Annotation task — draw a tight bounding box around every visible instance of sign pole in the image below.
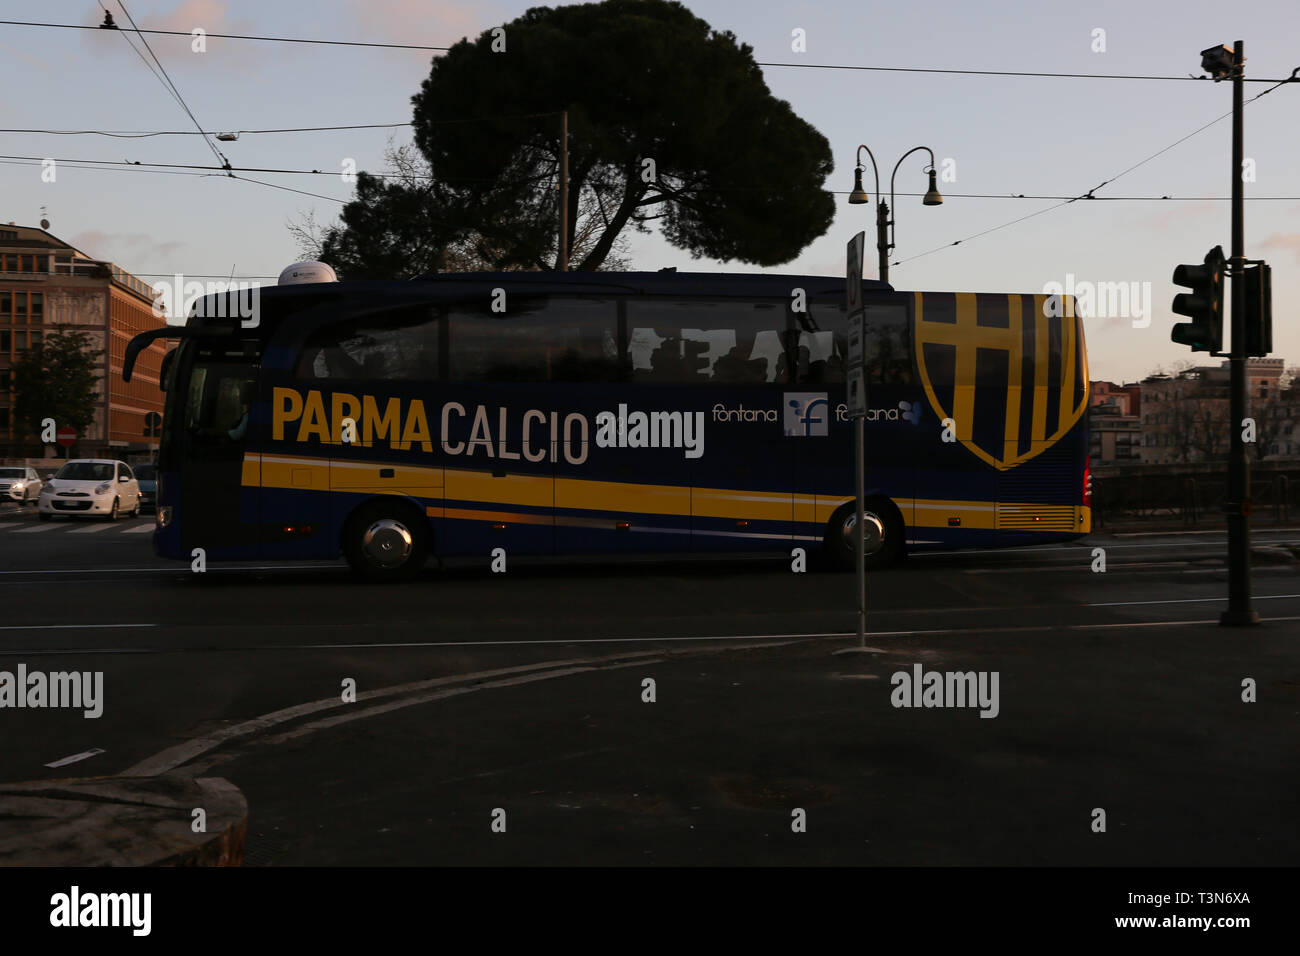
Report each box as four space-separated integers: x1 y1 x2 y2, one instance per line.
844 232 867 651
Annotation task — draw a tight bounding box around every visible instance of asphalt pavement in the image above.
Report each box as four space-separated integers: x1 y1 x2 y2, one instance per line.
1 500 1296 865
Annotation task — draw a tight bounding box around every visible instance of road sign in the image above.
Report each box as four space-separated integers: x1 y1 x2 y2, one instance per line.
845 315 866 417
56 427 76 448
846 232 865 312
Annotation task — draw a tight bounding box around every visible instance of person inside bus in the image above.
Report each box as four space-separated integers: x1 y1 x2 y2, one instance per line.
226 381 254 441
650 335 685 380
711 345 767 383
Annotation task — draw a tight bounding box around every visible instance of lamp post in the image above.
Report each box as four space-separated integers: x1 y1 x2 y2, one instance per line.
848 145 943 284
845 145 942 650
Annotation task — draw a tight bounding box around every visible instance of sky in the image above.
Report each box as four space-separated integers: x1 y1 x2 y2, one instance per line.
1 0 1298 384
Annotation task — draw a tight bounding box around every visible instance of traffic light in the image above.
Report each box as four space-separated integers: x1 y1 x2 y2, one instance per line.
1171 245 1226 352
1243 261 1272 357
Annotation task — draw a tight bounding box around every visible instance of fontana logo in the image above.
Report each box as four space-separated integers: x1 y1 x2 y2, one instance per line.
784 392 829 436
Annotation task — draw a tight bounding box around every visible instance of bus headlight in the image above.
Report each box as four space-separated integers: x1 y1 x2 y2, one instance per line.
158 506 173 527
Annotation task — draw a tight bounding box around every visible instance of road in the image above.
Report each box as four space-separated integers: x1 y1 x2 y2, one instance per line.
1 501 1297 865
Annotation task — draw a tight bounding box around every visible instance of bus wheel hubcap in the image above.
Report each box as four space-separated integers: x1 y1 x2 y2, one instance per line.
842 511 885 555
362 519 413 567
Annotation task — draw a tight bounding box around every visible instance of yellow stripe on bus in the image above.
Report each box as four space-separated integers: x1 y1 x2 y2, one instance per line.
246 453 1083 534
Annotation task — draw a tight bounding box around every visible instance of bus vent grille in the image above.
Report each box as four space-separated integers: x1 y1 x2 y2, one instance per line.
998 447 1079 530
995 507 1077 531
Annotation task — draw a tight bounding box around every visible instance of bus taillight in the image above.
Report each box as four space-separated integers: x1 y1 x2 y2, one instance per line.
1082 457 1092 508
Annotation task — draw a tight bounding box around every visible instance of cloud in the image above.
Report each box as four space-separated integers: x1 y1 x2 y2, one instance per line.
1257 232 1300 263
82 0 262 70
67 230 186 268
347 0 499 47
1139 200 1217 232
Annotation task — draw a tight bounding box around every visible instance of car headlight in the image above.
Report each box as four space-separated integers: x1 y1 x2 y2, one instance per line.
40 485 53 495
95 483 112 495
11 482 24 491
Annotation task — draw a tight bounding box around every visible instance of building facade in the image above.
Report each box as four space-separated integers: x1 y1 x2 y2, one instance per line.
1088 381 1143 464
1138 360 1291 465
0 223 166 463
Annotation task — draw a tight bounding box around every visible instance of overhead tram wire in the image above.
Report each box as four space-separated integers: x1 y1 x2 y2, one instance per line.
0 112 568 140
3 19 1299 83
892 65 1300 270
0 123 415 139
104 0 231 170
2 152 1298 202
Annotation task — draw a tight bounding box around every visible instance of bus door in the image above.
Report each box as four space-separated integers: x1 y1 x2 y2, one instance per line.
177 355 261 557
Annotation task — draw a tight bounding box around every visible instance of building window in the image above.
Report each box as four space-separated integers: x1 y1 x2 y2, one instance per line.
0 408 8 429
14 294 25 318
30 292 42 318
0 330 9 352
0 292 9 316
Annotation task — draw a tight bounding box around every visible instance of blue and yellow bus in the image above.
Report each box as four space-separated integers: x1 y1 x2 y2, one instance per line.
123 270 1090 581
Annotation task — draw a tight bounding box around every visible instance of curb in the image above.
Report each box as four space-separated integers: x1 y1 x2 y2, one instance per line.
0 774 247 866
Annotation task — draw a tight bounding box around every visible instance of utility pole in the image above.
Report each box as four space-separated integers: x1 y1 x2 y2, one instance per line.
876 197 890 284
559 110 569 272
1222 40 1258 626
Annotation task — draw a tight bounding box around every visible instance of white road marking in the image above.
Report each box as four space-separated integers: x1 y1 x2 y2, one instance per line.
0 564 335 575
44 747 105 769
136 637 819 778
13 523 59 533
123 523 156 533
0 623 155 631
69 523 116 534
1114 527 1300 538
1090 593 1300 607
963 561 1194 573
122 650 667 777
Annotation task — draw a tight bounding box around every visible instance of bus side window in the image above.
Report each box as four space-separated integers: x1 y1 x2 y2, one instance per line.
864 302 913 385
802 297 848 384
803 296 912 386
296 306 441 380
627 298 788 384
447 297 617 383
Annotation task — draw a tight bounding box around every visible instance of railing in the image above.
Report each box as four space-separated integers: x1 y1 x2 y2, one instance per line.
1092 464 1300 528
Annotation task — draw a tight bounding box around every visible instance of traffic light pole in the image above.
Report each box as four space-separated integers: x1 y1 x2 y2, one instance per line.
1222 39 1259 626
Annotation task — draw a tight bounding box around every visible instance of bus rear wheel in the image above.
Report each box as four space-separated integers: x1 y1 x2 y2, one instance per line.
343 501 429 583
825 498 904 571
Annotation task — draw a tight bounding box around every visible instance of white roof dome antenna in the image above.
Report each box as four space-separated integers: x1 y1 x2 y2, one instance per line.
278 261 339 285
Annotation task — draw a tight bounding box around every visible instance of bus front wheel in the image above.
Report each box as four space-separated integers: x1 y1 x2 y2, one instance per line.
342 502 429 583
825 499 904 571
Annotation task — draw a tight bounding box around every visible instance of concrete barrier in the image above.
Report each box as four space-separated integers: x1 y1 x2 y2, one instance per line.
0 774 246 866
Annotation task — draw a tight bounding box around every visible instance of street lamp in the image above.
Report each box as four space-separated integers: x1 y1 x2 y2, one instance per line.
847 145 942 284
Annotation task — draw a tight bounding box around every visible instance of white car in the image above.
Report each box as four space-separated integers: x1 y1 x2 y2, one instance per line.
0 466 43 504
38 459 142 521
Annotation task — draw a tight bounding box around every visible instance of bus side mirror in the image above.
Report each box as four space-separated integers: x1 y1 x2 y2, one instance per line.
159 348 177 391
